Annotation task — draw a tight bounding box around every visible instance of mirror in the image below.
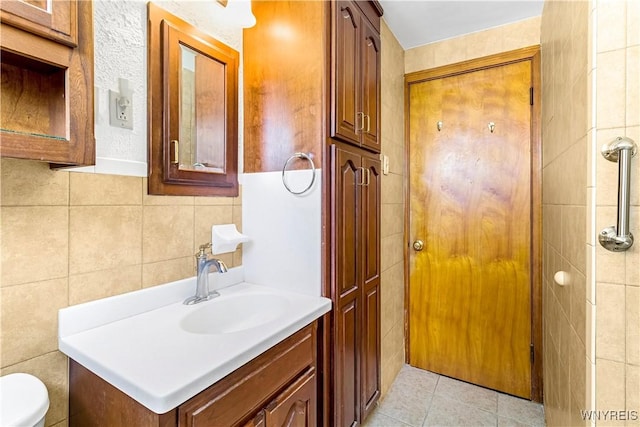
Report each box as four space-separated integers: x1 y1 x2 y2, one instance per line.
148 3 239 196
179 45 226 174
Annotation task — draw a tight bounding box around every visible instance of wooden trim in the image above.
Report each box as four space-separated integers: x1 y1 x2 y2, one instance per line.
403 72 412 363
403 45 543 402
405 45 541 85
0 23 71 67
530 49 543 403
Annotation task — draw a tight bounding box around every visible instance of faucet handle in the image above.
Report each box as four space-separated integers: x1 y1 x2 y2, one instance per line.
197 243 212 257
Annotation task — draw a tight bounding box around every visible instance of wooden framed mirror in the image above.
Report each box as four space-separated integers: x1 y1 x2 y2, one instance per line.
148 2 239 196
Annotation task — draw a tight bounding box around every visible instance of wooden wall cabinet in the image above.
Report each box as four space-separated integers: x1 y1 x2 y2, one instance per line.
148 3 239 196
70 323 318 427
331 1 381 153
0 0 94 165
331 143 381 425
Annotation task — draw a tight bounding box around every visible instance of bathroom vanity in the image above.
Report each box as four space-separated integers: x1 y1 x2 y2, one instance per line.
69 324 317 426
59 271 331 426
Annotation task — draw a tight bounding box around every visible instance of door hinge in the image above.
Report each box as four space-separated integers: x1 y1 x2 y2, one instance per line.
529 87 534 106
530 344 535 363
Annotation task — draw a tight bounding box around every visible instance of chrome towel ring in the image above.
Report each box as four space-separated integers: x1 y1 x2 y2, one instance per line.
282 152 316 195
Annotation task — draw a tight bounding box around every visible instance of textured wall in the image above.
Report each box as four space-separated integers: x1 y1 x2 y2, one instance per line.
404 16 541 74
92 0 243 175
0 159 242 426
380 19 406 397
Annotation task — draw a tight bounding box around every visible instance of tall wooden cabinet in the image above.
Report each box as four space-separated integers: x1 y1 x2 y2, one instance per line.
330 144 381 425
243 2 382 425
0 0 94 165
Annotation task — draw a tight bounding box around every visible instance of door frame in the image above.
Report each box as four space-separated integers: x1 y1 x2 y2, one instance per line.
403 46 542 402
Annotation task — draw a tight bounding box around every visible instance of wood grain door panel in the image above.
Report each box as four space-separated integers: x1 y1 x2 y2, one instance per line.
334 146 361 300
361 157 381 286
360 19 380 152
332 1 360 145
408 60 533 398
361 284 380 418
360 156 381 419
335 299 359 427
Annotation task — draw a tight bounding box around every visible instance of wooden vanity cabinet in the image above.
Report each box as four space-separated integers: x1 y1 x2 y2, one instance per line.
69 323 318 427
331 0 382 153
0 0 94 165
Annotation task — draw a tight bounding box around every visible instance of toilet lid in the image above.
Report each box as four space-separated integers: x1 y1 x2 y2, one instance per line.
0 373 49 426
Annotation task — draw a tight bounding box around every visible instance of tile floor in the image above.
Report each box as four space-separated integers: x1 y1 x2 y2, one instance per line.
364 365 545 427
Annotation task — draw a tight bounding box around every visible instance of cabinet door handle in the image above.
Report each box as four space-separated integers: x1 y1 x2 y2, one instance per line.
365 114 371 133
357 167 366 186
356 112 365 132
171 140 179 164
365 167 370 186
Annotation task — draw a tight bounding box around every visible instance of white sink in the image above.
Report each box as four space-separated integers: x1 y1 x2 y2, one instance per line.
180 293 289 334
58 275 332 414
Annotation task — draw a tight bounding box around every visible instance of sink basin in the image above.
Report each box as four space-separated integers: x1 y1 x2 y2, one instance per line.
180 293 290 334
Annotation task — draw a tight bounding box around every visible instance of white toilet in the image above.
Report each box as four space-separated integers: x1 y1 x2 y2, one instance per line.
0 373 49 427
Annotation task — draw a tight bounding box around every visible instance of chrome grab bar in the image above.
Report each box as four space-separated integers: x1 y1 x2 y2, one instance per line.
599 136 637 252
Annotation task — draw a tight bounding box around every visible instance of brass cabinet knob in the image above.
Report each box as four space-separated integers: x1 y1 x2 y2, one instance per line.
412 240 424 251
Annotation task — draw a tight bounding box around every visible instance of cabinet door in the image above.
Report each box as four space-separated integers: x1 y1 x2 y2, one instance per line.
332 1 361 146
264 369 316 427
0 0 77 46
360 157 381 419
332 145 361 427
360 20 381 153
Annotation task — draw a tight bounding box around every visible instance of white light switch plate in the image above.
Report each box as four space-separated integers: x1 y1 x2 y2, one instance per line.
381 154 390 175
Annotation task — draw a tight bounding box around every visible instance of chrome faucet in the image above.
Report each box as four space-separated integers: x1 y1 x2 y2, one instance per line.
184 243 228 305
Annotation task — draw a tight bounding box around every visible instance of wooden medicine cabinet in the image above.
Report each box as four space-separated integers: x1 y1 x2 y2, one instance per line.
148 3 239 196
0 0 95 165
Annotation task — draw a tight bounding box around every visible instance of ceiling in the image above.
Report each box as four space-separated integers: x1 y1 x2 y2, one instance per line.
378 0 544 50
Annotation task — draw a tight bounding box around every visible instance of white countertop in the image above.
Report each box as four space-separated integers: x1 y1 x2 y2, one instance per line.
58 270 331 414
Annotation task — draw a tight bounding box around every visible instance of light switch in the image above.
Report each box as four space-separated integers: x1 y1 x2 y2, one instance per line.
381 154 390 175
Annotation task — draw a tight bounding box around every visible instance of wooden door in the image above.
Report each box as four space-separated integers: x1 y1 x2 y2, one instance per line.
360 19 380 152
264 369 316 427
332 1 360 146
360 156 381 419
408 60 533 398
332 145 361 426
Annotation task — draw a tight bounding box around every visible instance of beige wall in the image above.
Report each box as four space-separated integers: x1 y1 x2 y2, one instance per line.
404 16 541 74
0 159 242 426
542 0 640 425
540 1 590 425
379 19 406 397
592 0 640 424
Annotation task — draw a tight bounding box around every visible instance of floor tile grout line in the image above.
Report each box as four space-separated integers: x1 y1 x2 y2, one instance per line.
377 365 545 427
